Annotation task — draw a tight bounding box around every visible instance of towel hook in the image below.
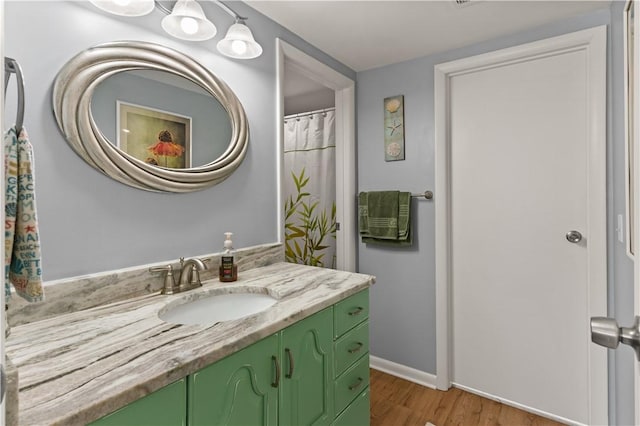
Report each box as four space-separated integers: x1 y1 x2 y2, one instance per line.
4 57 25 134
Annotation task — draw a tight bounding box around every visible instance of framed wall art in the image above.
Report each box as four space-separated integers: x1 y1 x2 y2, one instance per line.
384 95 405 161
117 101 192 169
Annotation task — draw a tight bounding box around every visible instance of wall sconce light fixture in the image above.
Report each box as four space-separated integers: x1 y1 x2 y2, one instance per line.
89 0 263 59
217 18 263 59
89 0 155 16
160 0 217 41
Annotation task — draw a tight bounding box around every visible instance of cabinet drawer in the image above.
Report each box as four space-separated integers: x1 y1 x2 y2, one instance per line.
334 321 369 377
334 290 369 338
332 388 370 426
335 353 370 415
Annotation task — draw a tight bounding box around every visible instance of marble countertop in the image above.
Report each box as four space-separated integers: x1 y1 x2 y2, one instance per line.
6 263 375 426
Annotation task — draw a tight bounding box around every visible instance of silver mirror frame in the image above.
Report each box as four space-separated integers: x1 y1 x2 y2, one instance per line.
53 41 249 193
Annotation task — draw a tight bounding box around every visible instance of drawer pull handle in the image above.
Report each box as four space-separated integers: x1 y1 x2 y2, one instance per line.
348 377 364 391
272 355 280 388
348 307 364 316
285 348 295 378
347 342 364 354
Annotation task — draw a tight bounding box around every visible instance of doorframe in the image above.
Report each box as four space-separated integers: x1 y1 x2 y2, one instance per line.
434 26 608 424
631 0 640 422
276 39 357 272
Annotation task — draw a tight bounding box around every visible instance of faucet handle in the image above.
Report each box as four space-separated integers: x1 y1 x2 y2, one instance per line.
149 265 178 295
188 265 202 285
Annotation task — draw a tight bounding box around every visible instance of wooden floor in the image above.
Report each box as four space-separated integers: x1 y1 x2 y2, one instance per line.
370 369 565 426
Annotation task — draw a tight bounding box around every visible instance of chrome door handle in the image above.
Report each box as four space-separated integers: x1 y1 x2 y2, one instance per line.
590 316 640 361
566 230 583 243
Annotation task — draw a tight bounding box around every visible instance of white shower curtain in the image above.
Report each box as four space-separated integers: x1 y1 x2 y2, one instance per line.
283 109 336 269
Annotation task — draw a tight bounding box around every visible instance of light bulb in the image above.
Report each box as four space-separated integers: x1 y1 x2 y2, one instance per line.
114 0 131 5
180 17 199 35
231 40 248 55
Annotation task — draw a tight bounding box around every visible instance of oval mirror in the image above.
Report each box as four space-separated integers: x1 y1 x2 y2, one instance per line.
53 41 249 192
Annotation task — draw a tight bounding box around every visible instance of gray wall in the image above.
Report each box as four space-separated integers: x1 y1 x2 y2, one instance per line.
4 1 354 280
356 5 635 424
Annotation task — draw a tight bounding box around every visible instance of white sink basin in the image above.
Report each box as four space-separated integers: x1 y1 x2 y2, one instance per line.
158 291 277 326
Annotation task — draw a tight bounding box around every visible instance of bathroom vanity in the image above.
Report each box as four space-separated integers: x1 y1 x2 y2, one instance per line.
6 261 374 425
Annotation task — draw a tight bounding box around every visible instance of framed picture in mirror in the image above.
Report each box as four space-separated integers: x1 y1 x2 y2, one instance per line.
117 101 192 169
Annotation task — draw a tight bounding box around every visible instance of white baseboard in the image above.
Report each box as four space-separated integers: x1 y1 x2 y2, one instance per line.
369 355 437 389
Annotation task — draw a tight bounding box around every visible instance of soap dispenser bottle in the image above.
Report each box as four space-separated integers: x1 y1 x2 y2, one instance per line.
219 232 238 282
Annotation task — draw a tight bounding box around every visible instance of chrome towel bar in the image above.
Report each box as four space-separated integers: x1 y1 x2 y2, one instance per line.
411 190 433 200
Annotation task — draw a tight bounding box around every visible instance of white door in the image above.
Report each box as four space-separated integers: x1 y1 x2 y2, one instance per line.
435 27 607 425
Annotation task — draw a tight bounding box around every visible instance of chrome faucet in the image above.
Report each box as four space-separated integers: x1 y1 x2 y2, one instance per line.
149 257 208 295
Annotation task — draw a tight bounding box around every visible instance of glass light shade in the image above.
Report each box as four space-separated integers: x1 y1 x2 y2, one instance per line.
217 21 263 59
161 0 217 41
89 0 155 16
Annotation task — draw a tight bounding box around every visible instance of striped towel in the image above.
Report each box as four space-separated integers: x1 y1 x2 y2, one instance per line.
359 191 412 246
4 127 43 302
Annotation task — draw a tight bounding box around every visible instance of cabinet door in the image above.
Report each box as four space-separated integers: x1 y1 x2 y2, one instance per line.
280 308 334 426
90 379 186 426
188 334 279 426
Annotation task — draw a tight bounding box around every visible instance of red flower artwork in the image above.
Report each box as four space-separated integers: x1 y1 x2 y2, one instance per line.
147 130 184 166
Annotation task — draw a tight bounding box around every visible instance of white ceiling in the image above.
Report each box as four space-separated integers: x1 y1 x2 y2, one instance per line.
245 0 613 72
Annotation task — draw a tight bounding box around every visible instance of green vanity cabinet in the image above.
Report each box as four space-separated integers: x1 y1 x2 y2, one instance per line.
89 378 187 426
279 307 334 426
188 307 334 426
188 334 280 426
91 289 370 426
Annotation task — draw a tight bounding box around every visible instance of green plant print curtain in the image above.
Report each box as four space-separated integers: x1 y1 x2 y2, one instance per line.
284 109 337 269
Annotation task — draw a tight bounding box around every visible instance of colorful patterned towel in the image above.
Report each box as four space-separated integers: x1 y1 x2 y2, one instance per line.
4 127 43 302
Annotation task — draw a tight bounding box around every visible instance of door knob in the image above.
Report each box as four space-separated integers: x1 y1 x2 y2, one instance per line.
566 230 583 243
590 316 640 360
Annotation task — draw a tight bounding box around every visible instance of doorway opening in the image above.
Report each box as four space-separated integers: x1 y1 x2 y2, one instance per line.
283 68 336 268
276 39 356 272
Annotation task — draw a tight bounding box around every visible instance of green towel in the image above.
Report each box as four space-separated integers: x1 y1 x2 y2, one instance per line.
397 191 410 240
365 191 399 239
358 192 369 234
359 191 412 246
